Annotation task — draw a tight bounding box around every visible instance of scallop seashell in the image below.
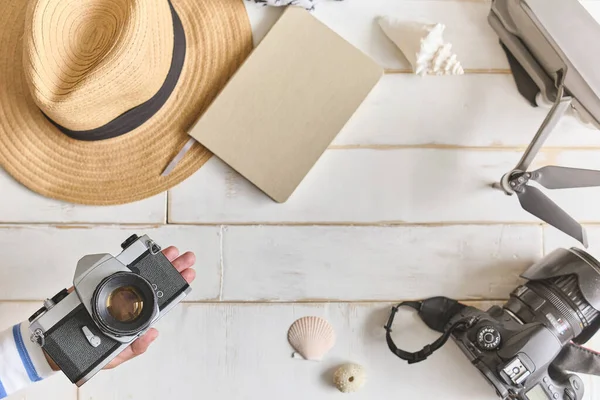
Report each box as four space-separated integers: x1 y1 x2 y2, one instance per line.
378 17 464 76
333 363 367 393
287 316 335 361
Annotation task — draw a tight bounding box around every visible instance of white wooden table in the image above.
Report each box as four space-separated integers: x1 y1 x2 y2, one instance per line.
3 1 600 399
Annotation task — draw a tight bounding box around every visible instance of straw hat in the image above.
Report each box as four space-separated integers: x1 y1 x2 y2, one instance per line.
0 0 252 205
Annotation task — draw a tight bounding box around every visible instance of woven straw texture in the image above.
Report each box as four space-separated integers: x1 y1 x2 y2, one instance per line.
0 0 252 205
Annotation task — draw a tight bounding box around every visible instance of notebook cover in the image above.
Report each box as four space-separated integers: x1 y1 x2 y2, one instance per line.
189 7 383 202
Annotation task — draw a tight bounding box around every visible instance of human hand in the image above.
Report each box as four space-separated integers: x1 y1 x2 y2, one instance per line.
45 246 196 371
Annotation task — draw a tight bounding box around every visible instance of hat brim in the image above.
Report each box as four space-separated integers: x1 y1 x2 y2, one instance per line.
0 0 252 205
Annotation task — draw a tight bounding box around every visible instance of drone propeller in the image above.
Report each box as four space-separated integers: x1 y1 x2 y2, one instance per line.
530 166 600 190
516 184 588 247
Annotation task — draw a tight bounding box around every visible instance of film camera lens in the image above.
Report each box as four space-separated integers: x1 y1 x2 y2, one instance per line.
106 286 144 323
505 249 600 342
92 272 158 337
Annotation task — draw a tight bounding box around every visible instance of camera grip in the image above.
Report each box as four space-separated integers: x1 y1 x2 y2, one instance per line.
547 364 585 400
560 373 583 400
128 251 189 309
42 304 121 384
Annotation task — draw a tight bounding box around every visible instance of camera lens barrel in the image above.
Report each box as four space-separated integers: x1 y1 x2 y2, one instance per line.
92 272 158 337
540 275 598 328
505 250 600 343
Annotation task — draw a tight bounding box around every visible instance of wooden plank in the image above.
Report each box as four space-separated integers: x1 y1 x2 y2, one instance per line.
0 225 221 301
244 4 600 148
0 303 76 400
313 0 508 71
336 74 600 147
79 302 600 400
0 169 167 224
543 225 600 259
169 149 600 224
221 225 540 301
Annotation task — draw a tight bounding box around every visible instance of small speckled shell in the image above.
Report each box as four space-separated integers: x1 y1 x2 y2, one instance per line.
333 363 366 393
287 316 336 361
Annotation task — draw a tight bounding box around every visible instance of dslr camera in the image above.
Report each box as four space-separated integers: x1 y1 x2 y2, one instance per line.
386 248 600 400
28 234 191 386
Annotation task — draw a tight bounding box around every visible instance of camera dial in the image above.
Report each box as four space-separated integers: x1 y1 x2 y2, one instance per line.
476 326 502 350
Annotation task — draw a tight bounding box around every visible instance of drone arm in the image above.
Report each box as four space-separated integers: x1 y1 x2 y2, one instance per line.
515 76 572 172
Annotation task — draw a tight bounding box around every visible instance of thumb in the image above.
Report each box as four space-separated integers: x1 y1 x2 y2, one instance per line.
131 328 159 356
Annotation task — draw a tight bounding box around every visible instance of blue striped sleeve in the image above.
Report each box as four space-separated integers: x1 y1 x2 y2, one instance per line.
0 377 7 399
12 325 43 383
0 322 55 398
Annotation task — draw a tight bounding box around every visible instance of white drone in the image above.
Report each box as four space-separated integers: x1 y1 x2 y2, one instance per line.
490 0 600 247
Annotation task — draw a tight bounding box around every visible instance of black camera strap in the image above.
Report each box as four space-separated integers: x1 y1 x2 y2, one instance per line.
384 299 475 364
553 343 600 376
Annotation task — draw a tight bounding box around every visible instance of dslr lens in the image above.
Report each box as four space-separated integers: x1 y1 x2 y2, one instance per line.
106 286 144 323
506 248 600 343
92 272 158 337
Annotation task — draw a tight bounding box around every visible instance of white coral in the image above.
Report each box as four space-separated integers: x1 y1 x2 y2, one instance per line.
333 363 366 393
378 17 464 76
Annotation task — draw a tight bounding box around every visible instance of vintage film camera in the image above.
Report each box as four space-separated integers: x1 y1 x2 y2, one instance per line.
386 248 600 400
28 234 191 386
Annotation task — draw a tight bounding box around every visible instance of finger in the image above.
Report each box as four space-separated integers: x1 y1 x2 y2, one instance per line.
162 246 180 262
130 328 159 357
172 251 196 272
181 268 196 284
104 329 159 370
105 347 134 369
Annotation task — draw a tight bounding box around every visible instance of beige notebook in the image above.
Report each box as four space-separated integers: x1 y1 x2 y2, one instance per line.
189 7 383 202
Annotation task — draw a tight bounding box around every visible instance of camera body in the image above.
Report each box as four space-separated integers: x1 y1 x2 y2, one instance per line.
28 234 191 386
449 248 600 400
451 305 584 400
